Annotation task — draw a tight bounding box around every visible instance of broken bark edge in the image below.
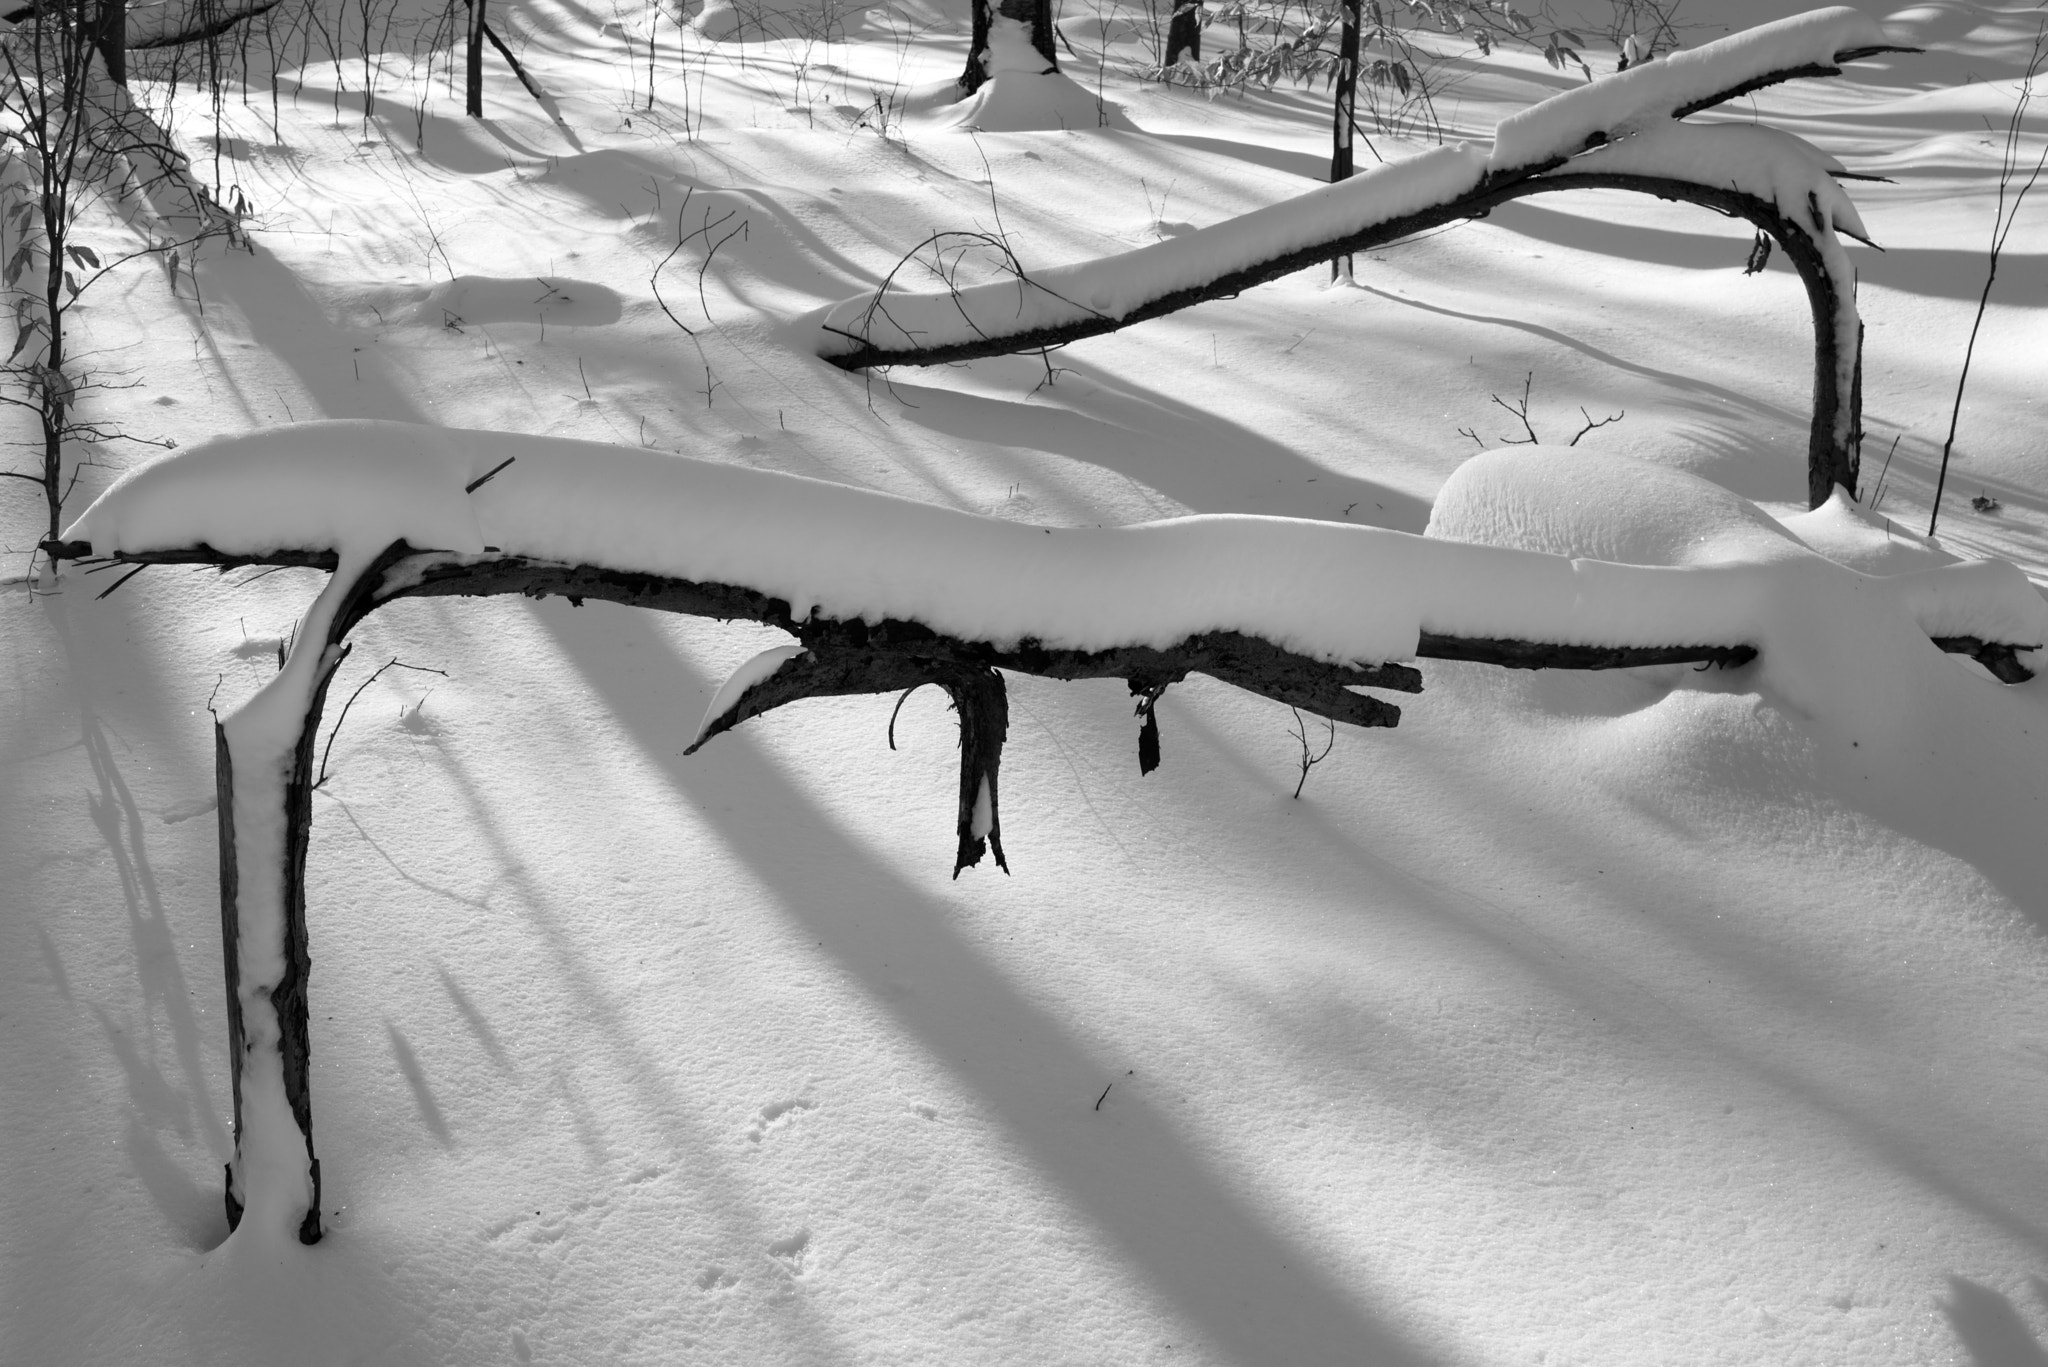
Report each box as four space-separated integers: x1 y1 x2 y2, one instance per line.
1930 636 2039 685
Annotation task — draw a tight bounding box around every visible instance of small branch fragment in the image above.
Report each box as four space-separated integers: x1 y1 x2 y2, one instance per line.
1287 707 1336 799
1569 407 1624 446
1418 635 1756 671
941 667 1009 877
1491 373 1541 445
316 656 452 788
466 457 516 494
1132 681 1171 775
1932 635 2038 684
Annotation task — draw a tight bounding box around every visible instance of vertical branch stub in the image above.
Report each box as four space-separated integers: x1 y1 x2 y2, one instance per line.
940 667 1009 876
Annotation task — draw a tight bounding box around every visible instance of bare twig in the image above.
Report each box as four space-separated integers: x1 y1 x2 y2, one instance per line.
1287 706 1336 799
1930 21 2046 536
317 656 450 787
465 456 515 493
1569 406 1624 445
1491 372 1540 445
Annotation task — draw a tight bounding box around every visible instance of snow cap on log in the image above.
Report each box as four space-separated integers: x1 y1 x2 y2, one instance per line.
811 144 1489 360
1487 7 1897 175
65 419 487 560
1569 122 1872 244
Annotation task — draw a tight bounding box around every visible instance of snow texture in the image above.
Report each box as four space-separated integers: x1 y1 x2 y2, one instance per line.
1487 6 1896 174
12 5 2048 1362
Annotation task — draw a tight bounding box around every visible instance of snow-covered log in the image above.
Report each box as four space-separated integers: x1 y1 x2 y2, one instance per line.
812 7 1916 508
42 421 2044 1244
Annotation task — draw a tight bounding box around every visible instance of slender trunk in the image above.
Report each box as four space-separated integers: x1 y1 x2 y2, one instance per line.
39 142 65 545
1329 0 1358 280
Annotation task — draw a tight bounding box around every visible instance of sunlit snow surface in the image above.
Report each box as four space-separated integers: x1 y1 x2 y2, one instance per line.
6 1 2048 1365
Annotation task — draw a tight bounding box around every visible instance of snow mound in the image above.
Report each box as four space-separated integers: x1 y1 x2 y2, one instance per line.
934 70 1126 132
1424 444 2045 735
933 17 1128 131
1426 446 1804 568
403 276 624 328
1777 494 1958 575
690 0 875 42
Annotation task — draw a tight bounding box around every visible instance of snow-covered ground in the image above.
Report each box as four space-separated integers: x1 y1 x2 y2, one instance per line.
4 1 2047 1363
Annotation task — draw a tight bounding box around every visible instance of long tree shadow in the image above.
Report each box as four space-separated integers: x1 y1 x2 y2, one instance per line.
882 359 1433 529
1943 1275 2048 1367
1179 684 2048 1233
531 595 1447 1366
46 588 232 1250
190 243 428 424
1487 199 2046 305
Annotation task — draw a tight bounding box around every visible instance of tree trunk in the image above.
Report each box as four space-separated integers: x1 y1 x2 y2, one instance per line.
1328 0 1359 279
466 0 485 116
959 0 1058 97
1163 0 1200 68
95 0 125 85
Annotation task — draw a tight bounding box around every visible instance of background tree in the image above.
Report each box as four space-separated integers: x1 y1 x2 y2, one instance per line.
1164 0 1201 68
0 0 231 552
959 0 1059 97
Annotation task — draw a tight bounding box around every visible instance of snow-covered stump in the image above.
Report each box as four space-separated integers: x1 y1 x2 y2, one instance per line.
212 542 411 1245
814 6 1915 508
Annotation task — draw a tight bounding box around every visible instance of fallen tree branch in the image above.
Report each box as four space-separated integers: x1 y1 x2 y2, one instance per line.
36 518 2035 1246
816 25 1916 507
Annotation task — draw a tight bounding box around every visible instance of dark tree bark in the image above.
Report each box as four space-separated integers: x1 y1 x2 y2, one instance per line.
466 0 486 116
959 0 1058 97
1163 0 1201 68
94 0 124 85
